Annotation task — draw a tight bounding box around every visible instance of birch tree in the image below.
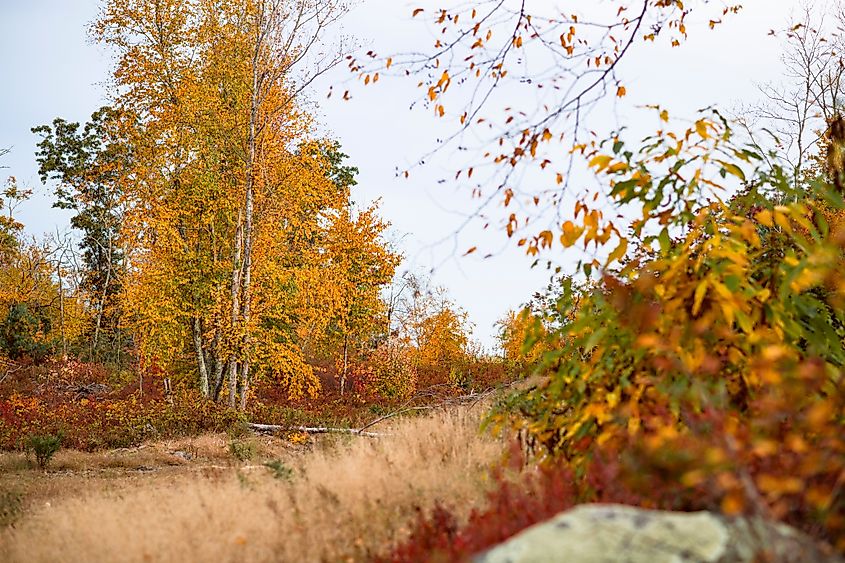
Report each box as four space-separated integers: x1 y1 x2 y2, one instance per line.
95 0 399 408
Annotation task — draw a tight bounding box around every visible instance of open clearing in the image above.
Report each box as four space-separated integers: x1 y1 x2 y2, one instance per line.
0 406 504 562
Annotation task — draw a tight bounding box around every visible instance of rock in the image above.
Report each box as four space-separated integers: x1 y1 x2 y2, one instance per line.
475 504 841 563
169 450 193 461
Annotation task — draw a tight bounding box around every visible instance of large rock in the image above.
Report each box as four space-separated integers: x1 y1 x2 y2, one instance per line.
475 504 841 563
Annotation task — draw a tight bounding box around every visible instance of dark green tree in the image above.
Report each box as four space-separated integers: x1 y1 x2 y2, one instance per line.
32 107 131 361
0 303 50 362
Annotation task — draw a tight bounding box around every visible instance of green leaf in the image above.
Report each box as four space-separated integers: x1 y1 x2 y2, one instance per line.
658 228 671 253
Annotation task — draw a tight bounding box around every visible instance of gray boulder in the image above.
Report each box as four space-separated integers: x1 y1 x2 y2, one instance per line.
475 504 840 563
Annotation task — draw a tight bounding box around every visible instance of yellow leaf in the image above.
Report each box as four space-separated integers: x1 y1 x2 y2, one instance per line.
588 154 613 172
757 474 803 497
716 159 746 181
606 238 627 265
560 221 584 247
755 209 773 227
695 119 709 139
692 280 708 316
773 210 791 232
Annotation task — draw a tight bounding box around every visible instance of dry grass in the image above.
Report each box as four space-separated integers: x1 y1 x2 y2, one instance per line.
0 405 505 562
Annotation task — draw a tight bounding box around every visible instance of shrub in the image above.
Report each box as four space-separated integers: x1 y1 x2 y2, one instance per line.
0 489 23 527
226 420 251 440
487 115 845 553
263 459 294 480
0 303 50 363
379 453 578 563
0 391 246 451
447 364 472 391
351 345 417 401
26 433 62 469
228 438 255 462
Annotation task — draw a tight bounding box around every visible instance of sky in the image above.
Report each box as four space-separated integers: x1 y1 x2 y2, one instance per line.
0 0 802 348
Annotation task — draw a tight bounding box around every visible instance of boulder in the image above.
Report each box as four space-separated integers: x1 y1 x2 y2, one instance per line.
475 504 840 563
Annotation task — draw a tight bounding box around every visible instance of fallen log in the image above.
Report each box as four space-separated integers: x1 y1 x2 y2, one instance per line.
248 423 385 438
248 383 513 439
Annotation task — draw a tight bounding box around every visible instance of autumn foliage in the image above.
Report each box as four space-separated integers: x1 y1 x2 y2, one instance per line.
3 1 845 561
478 113 845 551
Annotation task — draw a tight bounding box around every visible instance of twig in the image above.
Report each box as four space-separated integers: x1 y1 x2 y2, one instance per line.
356 405 436 433
356 385 505 433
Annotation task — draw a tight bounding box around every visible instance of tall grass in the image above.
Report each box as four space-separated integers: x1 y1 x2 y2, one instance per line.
0 406 504 562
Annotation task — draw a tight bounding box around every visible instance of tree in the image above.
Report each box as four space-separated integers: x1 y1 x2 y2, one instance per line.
33 107 130 362
0 181 85 362
321 203 400 394
94 0 402 409
742 3 845 186
389 273 472 371
301 142 402 393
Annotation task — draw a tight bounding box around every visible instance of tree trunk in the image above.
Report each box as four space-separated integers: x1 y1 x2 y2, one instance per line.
340 334 348 395
56 257 67 358
236 15 261 411
192 316 210 397
239 362 251 411
227 359 238 407
228 209 244 408
92 243 113 359
211 331 225 401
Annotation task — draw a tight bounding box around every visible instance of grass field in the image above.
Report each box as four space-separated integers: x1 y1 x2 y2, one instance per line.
0 405 505 562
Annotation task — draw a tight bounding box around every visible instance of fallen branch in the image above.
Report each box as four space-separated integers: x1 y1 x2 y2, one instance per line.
357 405 436 433
357 384 506 433
248 423 384 438
249 382 516 439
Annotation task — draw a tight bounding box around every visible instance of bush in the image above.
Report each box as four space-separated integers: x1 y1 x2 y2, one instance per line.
26 432 62 469
487 115 845 553
263 459 294 480
0 489 23 527
226 420 251 440
351 345 417 401
0 303 50 363
0 391 246 451
379 452 578 563
447 364 473 391
228 438 255 462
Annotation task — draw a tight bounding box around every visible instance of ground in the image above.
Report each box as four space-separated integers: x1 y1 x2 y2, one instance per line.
0 405 505 563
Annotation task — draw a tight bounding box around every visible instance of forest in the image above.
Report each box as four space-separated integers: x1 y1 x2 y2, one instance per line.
0 0 843 561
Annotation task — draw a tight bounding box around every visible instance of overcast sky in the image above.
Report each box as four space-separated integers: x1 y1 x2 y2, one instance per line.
0 0 801 347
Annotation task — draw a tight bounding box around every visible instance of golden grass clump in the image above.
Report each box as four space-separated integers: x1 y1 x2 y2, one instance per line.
0 406 503 562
